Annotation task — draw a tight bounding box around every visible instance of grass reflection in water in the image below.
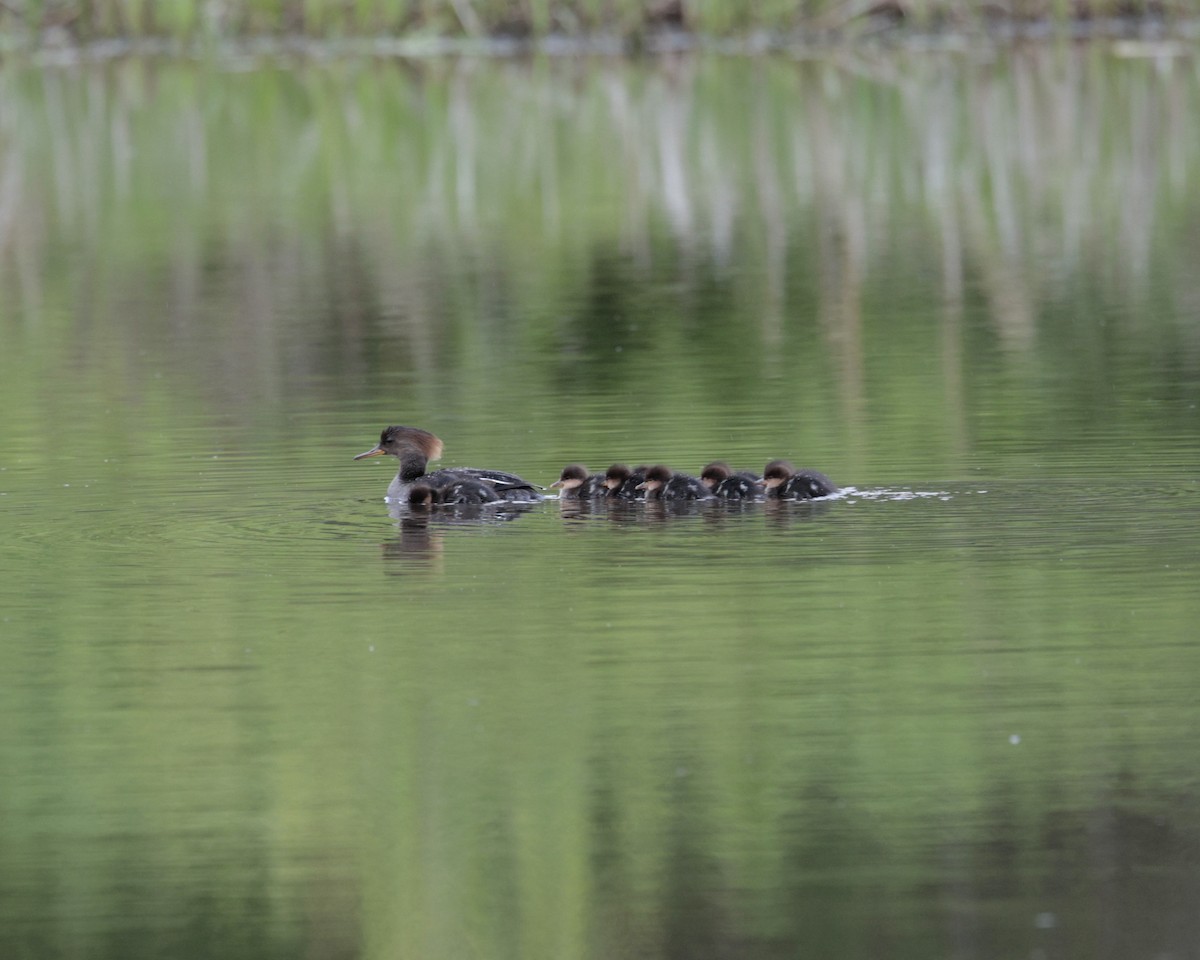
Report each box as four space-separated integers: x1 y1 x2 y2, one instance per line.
1 48 1199 960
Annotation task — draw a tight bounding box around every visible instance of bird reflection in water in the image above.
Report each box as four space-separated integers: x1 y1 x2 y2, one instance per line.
379 498 540 570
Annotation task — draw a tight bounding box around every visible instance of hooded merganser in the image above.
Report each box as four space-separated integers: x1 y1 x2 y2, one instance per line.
762 459 839 499
638 464 713 501
354 425 542 502
700 461 760 500
603 463 647 500
550 464 608 499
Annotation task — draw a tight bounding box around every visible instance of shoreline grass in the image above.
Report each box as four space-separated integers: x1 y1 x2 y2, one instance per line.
0 0 1192 46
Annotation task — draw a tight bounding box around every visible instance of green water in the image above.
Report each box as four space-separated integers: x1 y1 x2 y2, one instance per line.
2 48 1199 959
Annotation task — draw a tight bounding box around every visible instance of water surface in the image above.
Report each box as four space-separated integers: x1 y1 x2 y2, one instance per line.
2 47 1199 960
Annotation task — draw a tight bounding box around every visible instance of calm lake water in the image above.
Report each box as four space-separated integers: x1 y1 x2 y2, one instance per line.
2 45 1199 960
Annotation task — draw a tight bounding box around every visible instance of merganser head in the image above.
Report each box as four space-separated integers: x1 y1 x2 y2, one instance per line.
355 425 444 463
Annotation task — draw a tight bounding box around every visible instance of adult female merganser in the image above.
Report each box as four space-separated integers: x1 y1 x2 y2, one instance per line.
354 425 542 502
700 461 760 500
761 459 839 499
638 464 713 501
603 464 647 500
550 464 608 499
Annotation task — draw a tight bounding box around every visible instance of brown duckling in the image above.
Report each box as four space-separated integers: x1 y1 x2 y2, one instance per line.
354 425 542 503
700 461 760 500
603 463 647 500
406 483 438 508
638 464 713 501
762 459 839 500
550 464 608 499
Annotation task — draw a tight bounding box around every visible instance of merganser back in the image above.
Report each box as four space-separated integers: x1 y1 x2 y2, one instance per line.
437 475 503 505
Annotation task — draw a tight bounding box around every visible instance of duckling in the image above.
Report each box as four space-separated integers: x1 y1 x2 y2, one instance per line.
406 483 438 508
638 464 713 501
700 461 760 500
354 425 542 502
603 463 647 500
549 464 608 499
761 459 839 500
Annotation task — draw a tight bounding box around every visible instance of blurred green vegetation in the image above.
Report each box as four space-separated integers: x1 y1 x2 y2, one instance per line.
2 51 1197 479
0 0 1189 42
